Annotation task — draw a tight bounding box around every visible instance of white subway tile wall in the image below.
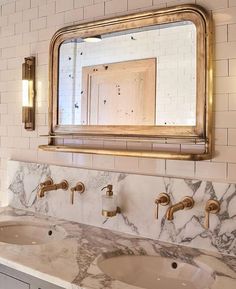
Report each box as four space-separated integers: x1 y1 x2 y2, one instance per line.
0 0 235 203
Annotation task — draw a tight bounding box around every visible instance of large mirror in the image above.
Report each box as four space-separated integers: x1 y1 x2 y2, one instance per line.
41 5 213 160
58 21 196 127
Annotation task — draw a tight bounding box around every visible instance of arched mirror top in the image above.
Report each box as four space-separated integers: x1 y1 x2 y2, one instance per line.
40 4 213 160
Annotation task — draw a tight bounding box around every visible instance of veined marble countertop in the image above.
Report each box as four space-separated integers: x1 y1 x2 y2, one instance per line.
0 207 235 289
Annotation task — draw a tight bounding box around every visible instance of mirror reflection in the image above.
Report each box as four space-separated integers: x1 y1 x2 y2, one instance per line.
58 21 196 126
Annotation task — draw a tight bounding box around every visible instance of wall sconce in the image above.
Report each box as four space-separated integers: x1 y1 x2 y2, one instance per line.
22 56 36 131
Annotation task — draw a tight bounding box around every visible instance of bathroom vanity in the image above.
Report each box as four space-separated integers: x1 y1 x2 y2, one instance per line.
0 0 232 278
0 206 235 289
0 0 235 288
0 264 63 289
2 159 235 289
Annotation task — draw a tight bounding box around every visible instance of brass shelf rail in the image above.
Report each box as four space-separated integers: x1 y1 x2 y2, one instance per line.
39 144 211 161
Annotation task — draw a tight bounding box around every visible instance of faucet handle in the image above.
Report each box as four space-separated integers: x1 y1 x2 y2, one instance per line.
70 182 85 204
39 177 53 187
154 193 170 219
204 199 220 229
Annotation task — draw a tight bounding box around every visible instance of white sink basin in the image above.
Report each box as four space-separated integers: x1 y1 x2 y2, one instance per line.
98 255 215 289
0 221 66 245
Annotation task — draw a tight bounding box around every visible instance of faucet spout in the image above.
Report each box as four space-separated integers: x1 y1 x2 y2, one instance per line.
166 196 194 220
38 180 69 198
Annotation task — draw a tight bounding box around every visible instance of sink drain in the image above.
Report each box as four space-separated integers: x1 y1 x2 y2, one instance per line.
48 230 53 236
171 262 178 269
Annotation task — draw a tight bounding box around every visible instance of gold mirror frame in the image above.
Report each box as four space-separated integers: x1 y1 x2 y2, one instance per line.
40 4 213 160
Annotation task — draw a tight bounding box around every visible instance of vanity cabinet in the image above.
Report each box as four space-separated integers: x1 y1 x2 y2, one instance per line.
0 272 29 289
0 264 64 289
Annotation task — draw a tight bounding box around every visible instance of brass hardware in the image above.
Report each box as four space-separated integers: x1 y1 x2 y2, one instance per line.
40 134 207 141
38 180 69 198
204 199 220 229
102 207 121 217
39 145 212 161
22 56 36 131
41 4 213 160
101 184 113 196
166 196 194 220
70 182 85 204
155 193 170 219
39 177 53 187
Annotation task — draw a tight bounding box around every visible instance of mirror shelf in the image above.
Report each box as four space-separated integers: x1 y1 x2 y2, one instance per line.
40 4 213 160
39 145 210 161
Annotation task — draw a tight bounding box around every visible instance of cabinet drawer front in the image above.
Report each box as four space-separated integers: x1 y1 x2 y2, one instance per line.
0 272 30 289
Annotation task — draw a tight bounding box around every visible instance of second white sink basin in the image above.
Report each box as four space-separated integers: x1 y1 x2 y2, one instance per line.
98 255 215 289
0 221 66 245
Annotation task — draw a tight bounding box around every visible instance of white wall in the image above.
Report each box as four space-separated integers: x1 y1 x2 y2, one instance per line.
0 0 235 203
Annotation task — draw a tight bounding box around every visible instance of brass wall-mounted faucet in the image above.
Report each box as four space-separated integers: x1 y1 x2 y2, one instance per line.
204 199 220 229
70 182 85 204
154 193 170 219
39 177 53 187
38 179 69 198
166 196 194 220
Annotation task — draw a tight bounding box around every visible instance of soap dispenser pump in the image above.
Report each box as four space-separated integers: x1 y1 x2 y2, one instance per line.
101 184 121 217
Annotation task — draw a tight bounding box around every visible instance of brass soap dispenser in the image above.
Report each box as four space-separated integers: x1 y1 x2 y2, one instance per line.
101 184 121 217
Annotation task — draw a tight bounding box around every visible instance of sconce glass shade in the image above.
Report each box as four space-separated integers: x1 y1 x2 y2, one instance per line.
22 80 33 107
22 57 35 131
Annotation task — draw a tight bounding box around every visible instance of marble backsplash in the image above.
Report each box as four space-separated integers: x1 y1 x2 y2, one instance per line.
6 160 236 257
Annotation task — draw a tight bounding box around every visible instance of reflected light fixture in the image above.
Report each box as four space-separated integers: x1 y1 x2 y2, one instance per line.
83 35 102 43
22 56 36 131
